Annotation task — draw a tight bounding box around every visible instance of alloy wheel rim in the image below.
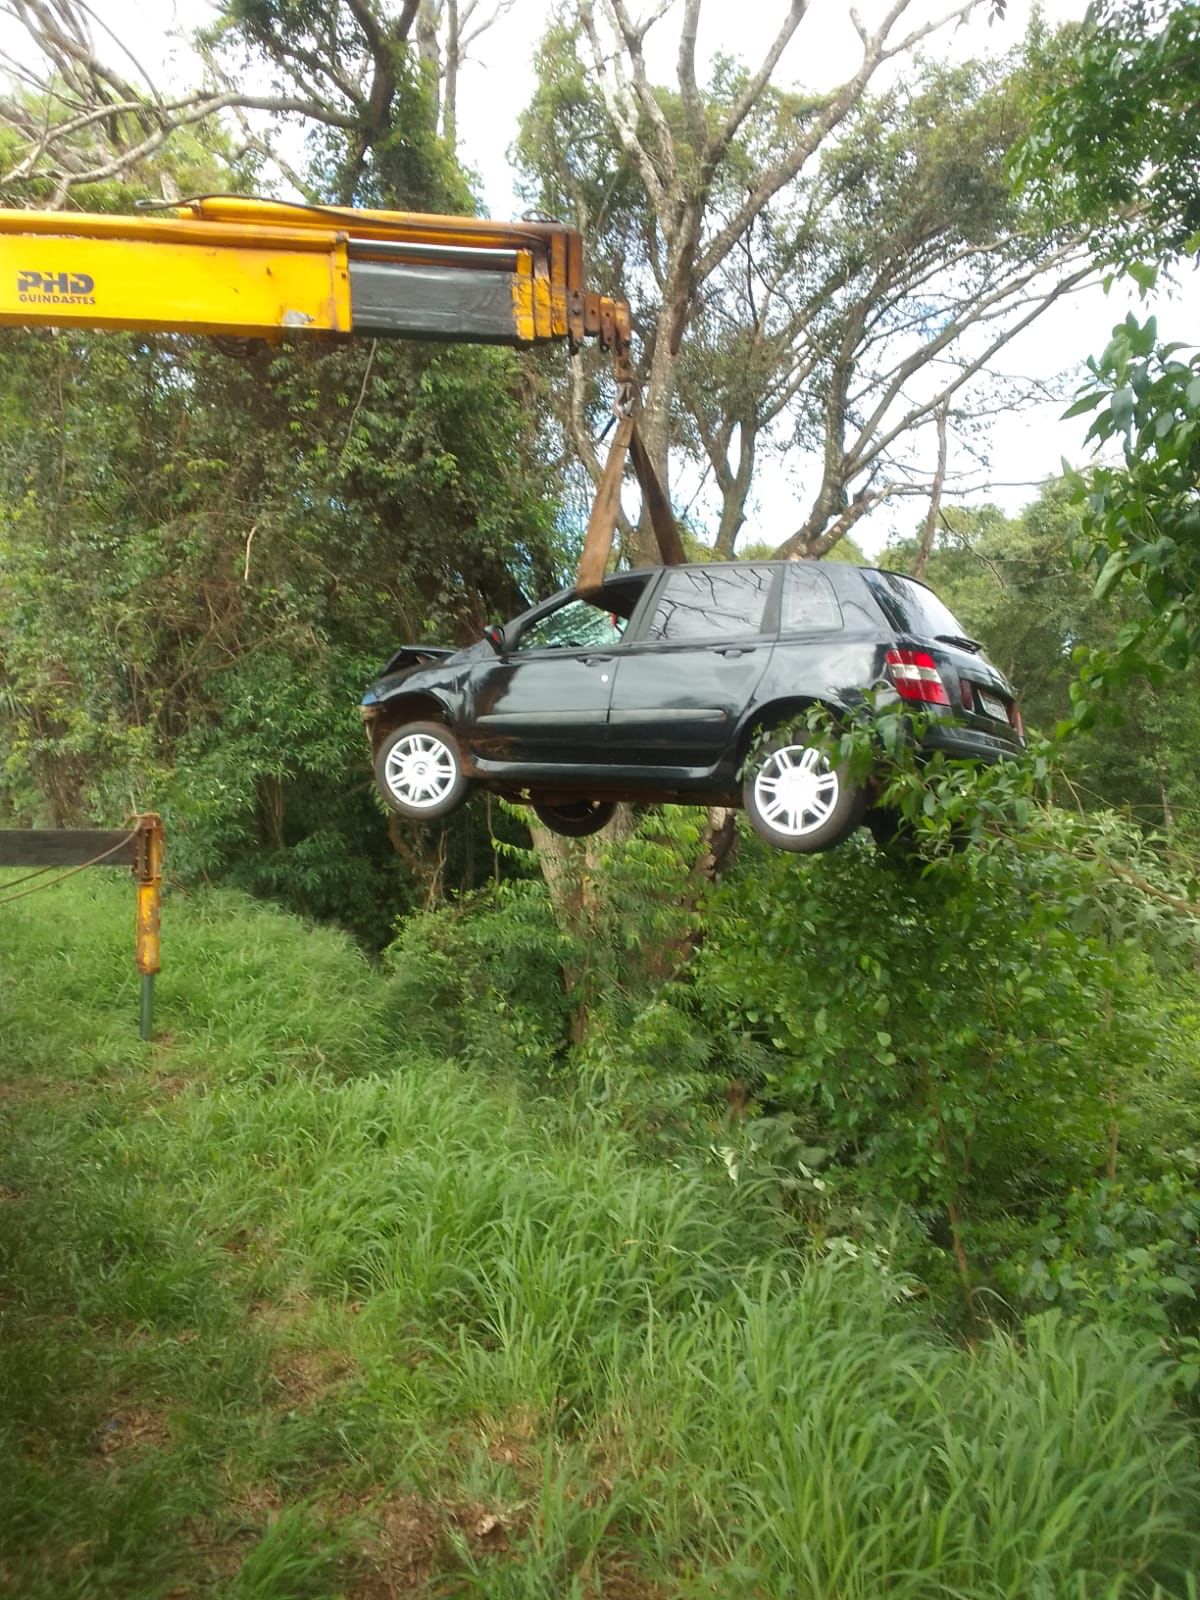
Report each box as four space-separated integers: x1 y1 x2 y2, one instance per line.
753 744 839 837
384 732 457 809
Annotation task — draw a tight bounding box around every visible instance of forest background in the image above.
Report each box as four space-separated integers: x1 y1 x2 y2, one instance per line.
1 2 1199 1595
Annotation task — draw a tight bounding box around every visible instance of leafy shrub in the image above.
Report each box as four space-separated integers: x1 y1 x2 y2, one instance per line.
382 879 575 1072
999 1161 1200 1388
597 708 1200 1321
703 832 1147 1175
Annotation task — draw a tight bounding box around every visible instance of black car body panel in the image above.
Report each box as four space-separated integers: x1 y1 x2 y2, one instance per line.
378 643 458 677
361 561 1024 806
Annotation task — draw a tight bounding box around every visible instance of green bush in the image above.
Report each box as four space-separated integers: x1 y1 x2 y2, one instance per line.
382 878 575 1072
693 834 1144 1198
557 718 1198 1330
999 1160 1200 1382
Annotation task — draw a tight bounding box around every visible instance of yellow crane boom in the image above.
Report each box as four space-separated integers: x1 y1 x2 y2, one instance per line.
0 195 632 350
0 194 680 577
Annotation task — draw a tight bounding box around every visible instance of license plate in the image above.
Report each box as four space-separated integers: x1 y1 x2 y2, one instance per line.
976 689 1007 721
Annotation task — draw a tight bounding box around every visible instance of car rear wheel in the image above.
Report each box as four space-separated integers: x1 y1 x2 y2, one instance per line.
743 737 865 853
374 721 470 820
529 798 617 838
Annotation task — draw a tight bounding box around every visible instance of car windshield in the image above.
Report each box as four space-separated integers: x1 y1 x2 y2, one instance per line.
865 571 973 642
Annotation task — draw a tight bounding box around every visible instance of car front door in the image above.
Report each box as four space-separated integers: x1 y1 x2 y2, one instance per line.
607 564 778 770
464 595 627 768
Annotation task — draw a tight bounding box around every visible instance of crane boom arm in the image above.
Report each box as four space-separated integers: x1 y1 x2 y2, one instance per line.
0 194 679 580
0 196 632 350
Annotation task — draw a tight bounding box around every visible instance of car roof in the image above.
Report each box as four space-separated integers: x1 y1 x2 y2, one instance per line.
593 560 937 592
592 558 868 584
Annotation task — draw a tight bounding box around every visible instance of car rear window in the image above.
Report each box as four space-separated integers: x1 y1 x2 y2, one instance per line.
645 566 775 642
781 564 842 633
864 570 970 640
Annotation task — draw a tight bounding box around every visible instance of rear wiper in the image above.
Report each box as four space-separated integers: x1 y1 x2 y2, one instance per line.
935 632 982 653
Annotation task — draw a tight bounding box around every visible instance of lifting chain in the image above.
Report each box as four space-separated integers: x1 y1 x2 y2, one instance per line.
611 349 637 421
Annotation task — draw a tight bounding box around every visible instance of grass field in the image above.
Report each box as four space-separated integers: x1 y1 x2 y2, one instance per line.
1 874 1198 1597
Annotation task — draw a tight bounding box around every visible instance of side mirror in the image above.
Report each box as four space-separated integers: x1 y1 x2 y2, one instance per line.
483 623 504 653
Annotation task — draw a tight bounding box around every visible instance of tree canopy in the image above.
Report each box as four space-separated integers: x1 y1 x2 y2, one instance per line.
1015 1 1200 680
515 3 1094 562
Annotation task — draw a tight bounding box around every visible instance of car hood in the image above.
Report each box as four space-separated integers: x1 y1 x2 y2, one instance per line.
361 639 490 707
378 642 457 676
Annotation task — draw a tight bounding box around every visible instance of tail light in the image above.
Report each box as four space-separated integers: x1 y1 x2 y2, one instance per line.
959 678 975 712
1011 704 1025 740
885 648 950 706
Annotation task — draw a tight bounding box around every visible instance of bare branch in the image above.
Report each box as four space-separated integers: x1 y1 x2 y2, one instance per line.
846 245 1092 469
703 0 807 176
226 101 321 203
66 0 166 110
677 0 706 150
601 0 678 191
775 257 1094 560
695 0 981 286
578 0 667 211
0 0 437 204
458 0 518 55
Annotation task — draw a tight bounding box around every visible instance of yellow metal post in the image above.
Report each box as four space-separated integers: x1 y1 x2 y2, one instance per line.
133 814 164 1041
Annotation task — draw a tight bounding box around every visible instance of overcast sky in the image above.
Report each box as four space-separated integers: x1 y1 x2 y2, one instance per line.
3 0 1193 552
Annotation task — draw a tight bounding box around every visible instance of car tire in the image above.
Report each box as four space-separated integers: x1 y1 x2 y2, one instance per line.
743 735 865 853
374 721 470 820
529 798 617 838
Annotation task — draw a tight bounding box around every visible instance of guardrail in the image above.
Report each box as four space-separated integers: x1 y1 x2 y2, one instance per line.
0 814 164 1038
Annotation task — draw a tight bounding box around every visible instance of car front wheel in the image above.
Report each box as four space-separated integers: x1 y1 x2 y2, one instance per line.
530 798 617 838
374 721 470 820
743 737 865 853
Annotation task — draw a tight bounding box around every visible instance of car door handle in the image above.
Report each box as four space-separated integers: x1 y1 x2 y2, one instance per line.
582 654 614 665
714 646 754 658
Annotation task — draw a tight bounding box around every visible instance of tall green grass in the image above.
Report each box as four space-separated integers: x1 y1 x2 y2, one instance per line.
1 874 1196 1596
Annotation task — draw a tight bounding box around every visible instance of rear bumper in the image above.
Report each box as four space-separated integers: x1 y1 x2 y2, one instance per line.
919 720 1024 763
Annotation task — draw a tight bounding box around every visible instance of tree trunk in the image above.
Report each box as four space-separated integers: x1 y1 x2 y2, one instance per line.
527 817 608 1043
713 417 758 558
443 0 459 146
662 803 739 972
1158 770 1174 834
630 204 705 563
911 403 949 581
528 800 728 1040
387 814 447 907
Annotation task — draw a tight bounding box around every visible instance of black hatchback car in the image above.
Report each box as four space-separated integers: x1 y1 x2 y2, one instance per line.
361 561 1024 853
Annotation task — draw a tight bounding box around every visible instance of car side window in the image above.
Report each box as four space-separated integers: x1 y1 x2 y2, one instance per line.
781 564 842 633
644 566 775 643
515 599 627 652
